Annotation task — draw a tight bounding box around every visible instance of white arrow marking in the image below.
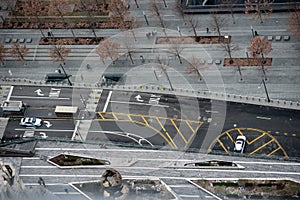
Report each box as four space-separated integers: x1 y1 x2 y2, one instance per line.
39 132 48 139
43 121 52 128
135 95 144 102
34 89 44 96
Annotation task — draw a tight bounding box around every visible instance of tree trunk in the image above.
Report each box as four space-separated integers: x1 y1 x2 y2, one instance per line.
197 69 202 81
261 53 267 80
163 69 174 91
36 16 45 38
237 66 243 80
128 51 134 64
177 54 182 64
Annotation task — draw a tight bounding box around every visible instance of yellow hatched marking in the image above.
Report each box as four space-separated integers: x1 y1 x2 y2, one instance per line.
236 128 244 135
156 117 177 148
225 132 235 143
248 133 266 145
185 121 196 132
185 122 203 148
98 112 105 119
141 116 149 126
170 119 187 144
217 139 228 153
273 140 288 158
250 139 274 155
268 147 281 156
127 114 132 121
112 113 118 120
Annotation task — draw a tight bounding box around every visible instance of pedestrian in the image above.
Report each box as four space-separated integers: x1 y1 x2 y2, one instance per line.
206 27 209 33
38 177 45 187
8 69 12 76
254 31 259 36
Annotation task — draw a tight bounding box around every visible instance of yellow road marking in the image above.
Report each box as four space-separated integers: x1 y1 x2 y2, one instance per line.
186 121 195 132
268 147 281 156
156 117 177 148
217 139 228 153
185 122 203 148
237 128 244 135
250 139 274 155
248 133 266 144
170 119 187 144
141 116 149 126
112 113 118 120
98 113 104 119
127 114 132 121
225 132 235 143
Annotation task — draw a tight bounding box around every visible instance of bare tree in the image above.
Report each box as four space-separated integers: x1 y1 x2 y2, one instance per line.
175 0 185 20
79 0 98 37
0 44 7 65
108 0 130 28
96 39 120 64
10 43 29 61
245 0 274 24
221 0 238 24
168 42 184 64
287 5 300 37
22 0 46 37
186 56 208 81
48 0 76 38
156 56 174 91
149 0 165 29
221 43 243 80
210 12 227 38
247 36 272 80
124 42 135 65
187 16 199 38
50 43 71 63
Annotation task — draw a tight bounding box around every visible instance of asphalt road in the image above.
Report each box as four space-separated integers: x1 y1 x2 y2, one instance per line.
89 89 300 158
1 86 299 158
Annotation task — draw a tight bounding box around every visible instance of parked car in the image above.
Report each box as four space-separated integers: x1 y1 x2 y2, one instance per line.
234 135 246 153
20 117 42 127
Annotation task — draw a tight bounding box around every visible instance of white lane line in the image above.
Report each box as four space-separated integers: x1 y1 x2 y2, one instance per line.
103 91 112 112
15 128 74 132
110 100 169 108
179 195 201 198
205 110 219 113
256 116 271 120
24 183 68 186
21 166 56 168
52 192 80 195
188 180 222 200
11 95 70 100
6 86 14 101
19 169 300 176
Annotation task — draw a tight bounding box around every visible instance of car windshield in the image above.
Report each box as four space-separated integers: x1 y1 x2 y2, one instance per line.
31 118 36 123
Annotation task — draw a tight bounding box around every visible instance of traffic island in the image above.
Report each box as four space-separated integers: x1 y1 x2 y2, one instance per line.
47 153 110 168
156 36 231 44
70 169 176 200
223 58 272 66
39 37 105 45
192 179 300 199
184 160 245 170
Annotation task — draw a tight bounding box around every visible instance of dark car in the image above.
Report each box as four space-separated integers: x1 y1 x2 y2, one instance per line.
45 72 71 83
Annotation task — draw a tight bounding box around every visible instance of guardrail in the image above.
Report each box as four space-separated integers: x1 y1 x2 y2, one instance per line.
1 77 300 111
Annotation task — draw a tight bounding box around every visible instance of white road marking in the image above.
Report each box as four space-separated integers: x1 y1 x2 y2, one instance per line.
103 91 112 112
256 116 271 120
15 128 74 132
110 100 169 107
11 95 70 100
135 94 144 102
43 121 52 128
89 130 153 146
33 44 38 61
34 89 44 96
6 86 14 101
205 110 219 113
